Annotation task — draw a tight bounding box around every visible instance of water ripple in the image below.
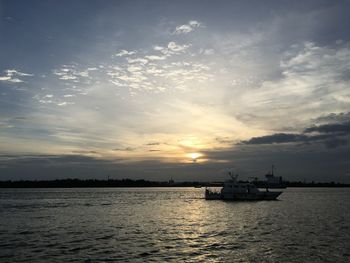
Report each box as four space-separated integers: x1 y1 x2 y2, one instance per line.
0 187 349 262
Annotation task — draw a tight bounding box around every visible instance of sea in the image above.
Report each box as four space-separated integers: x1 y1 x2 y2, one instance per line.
0 187 349 262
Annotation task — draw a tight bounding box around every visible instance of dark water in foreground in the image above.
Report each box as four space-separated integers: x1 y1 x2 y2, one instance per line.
0 188 349 262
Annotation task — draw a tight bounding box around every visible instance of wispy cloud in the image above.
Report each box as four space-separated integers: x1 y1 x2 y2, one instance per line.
233 41 350 130
167 42 191 52
173 20 202 35
0 69 33 83
52 65 90 82
114 49 137 57
49 39 212 94
144 55 167 61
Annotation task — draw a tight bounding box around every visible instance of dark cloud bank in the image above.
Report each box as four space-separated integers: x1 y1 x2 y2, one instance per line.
242 120 350 149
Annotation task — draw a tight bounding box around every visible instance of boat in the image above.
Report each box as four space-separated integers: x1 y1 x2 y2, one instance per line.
264 165 287 188
205 172 282 201
249 165 287 189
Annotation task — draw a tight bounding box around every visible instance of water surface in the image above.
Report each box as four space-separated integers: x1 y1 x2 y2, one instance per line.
0 187 349 262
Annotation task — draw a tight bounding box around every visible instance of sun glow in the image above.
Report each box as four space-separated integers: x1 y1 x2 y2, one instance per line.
188 152 202 161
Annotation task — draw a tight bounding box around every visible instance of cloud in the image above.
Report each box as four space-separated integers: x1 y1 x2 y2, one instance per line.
242 133 308 145
52 65 91 83
202 142 350 182
114 49 137 57
174 25 193 35
323 138 348 149
150 42 190 58
146 142 161 146
0 69 33 83
0 154 122 179
101 41 212 93
113 147 136 152
32 92 75 106
241 115 350 149
0 153 225 181
304 121 350 134
314 112 350 124
126 57 149 64
153 45 164 51
232 42 350 131
71 150 99 155
200 48 214 55
47 33 212 100
6 69 33 77
0 76 12 81
173 20 201 34
144 55 167 61
0 122 13 129
127 65 143 72
167 42 190 52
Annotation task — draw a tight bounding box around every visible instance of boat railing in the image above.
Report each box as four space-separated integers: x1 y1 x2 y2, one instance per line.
205 187 221 195
205 187 222 200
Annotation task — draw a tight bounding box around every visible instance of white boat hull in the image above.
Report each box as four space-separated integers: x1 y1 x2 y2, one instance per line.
221 191 282 200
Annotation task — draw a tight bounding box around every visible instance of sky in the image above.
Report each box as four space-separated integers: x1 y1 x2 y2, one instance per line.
1 0 350 182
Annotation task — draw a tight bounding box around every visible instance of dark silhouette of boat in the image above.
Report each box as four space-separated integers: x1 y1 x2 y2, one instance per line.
205 172 282 201
261 165 287 189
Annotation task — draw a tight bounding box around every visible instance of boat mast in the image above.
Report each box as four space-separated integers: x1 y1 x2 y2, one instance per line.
228 171 237 182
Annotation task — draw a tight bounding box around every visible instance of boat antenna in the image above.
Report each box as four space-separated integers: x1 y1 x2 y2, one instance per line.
228 171 233 178
228 171 238 181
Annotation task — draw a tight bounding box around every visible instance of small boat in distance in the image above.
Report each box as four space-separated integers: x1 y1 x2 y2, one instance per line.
205 172 282 201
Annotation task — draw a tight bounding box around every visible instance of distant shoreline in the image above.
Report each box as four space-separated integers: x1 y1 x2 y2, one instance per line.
0 179 349 188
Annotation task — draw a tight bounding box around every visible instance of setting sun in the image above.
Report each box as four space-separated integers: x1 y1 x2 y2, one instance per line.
189 152 202 161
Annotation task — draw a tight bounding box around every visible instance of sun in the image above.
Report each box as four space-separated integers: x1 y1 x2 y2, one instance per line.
189 152 202 162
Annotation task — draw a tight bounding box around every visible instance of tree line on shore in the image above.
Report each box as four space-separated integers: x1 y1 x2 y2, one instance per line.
0 178 349 188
